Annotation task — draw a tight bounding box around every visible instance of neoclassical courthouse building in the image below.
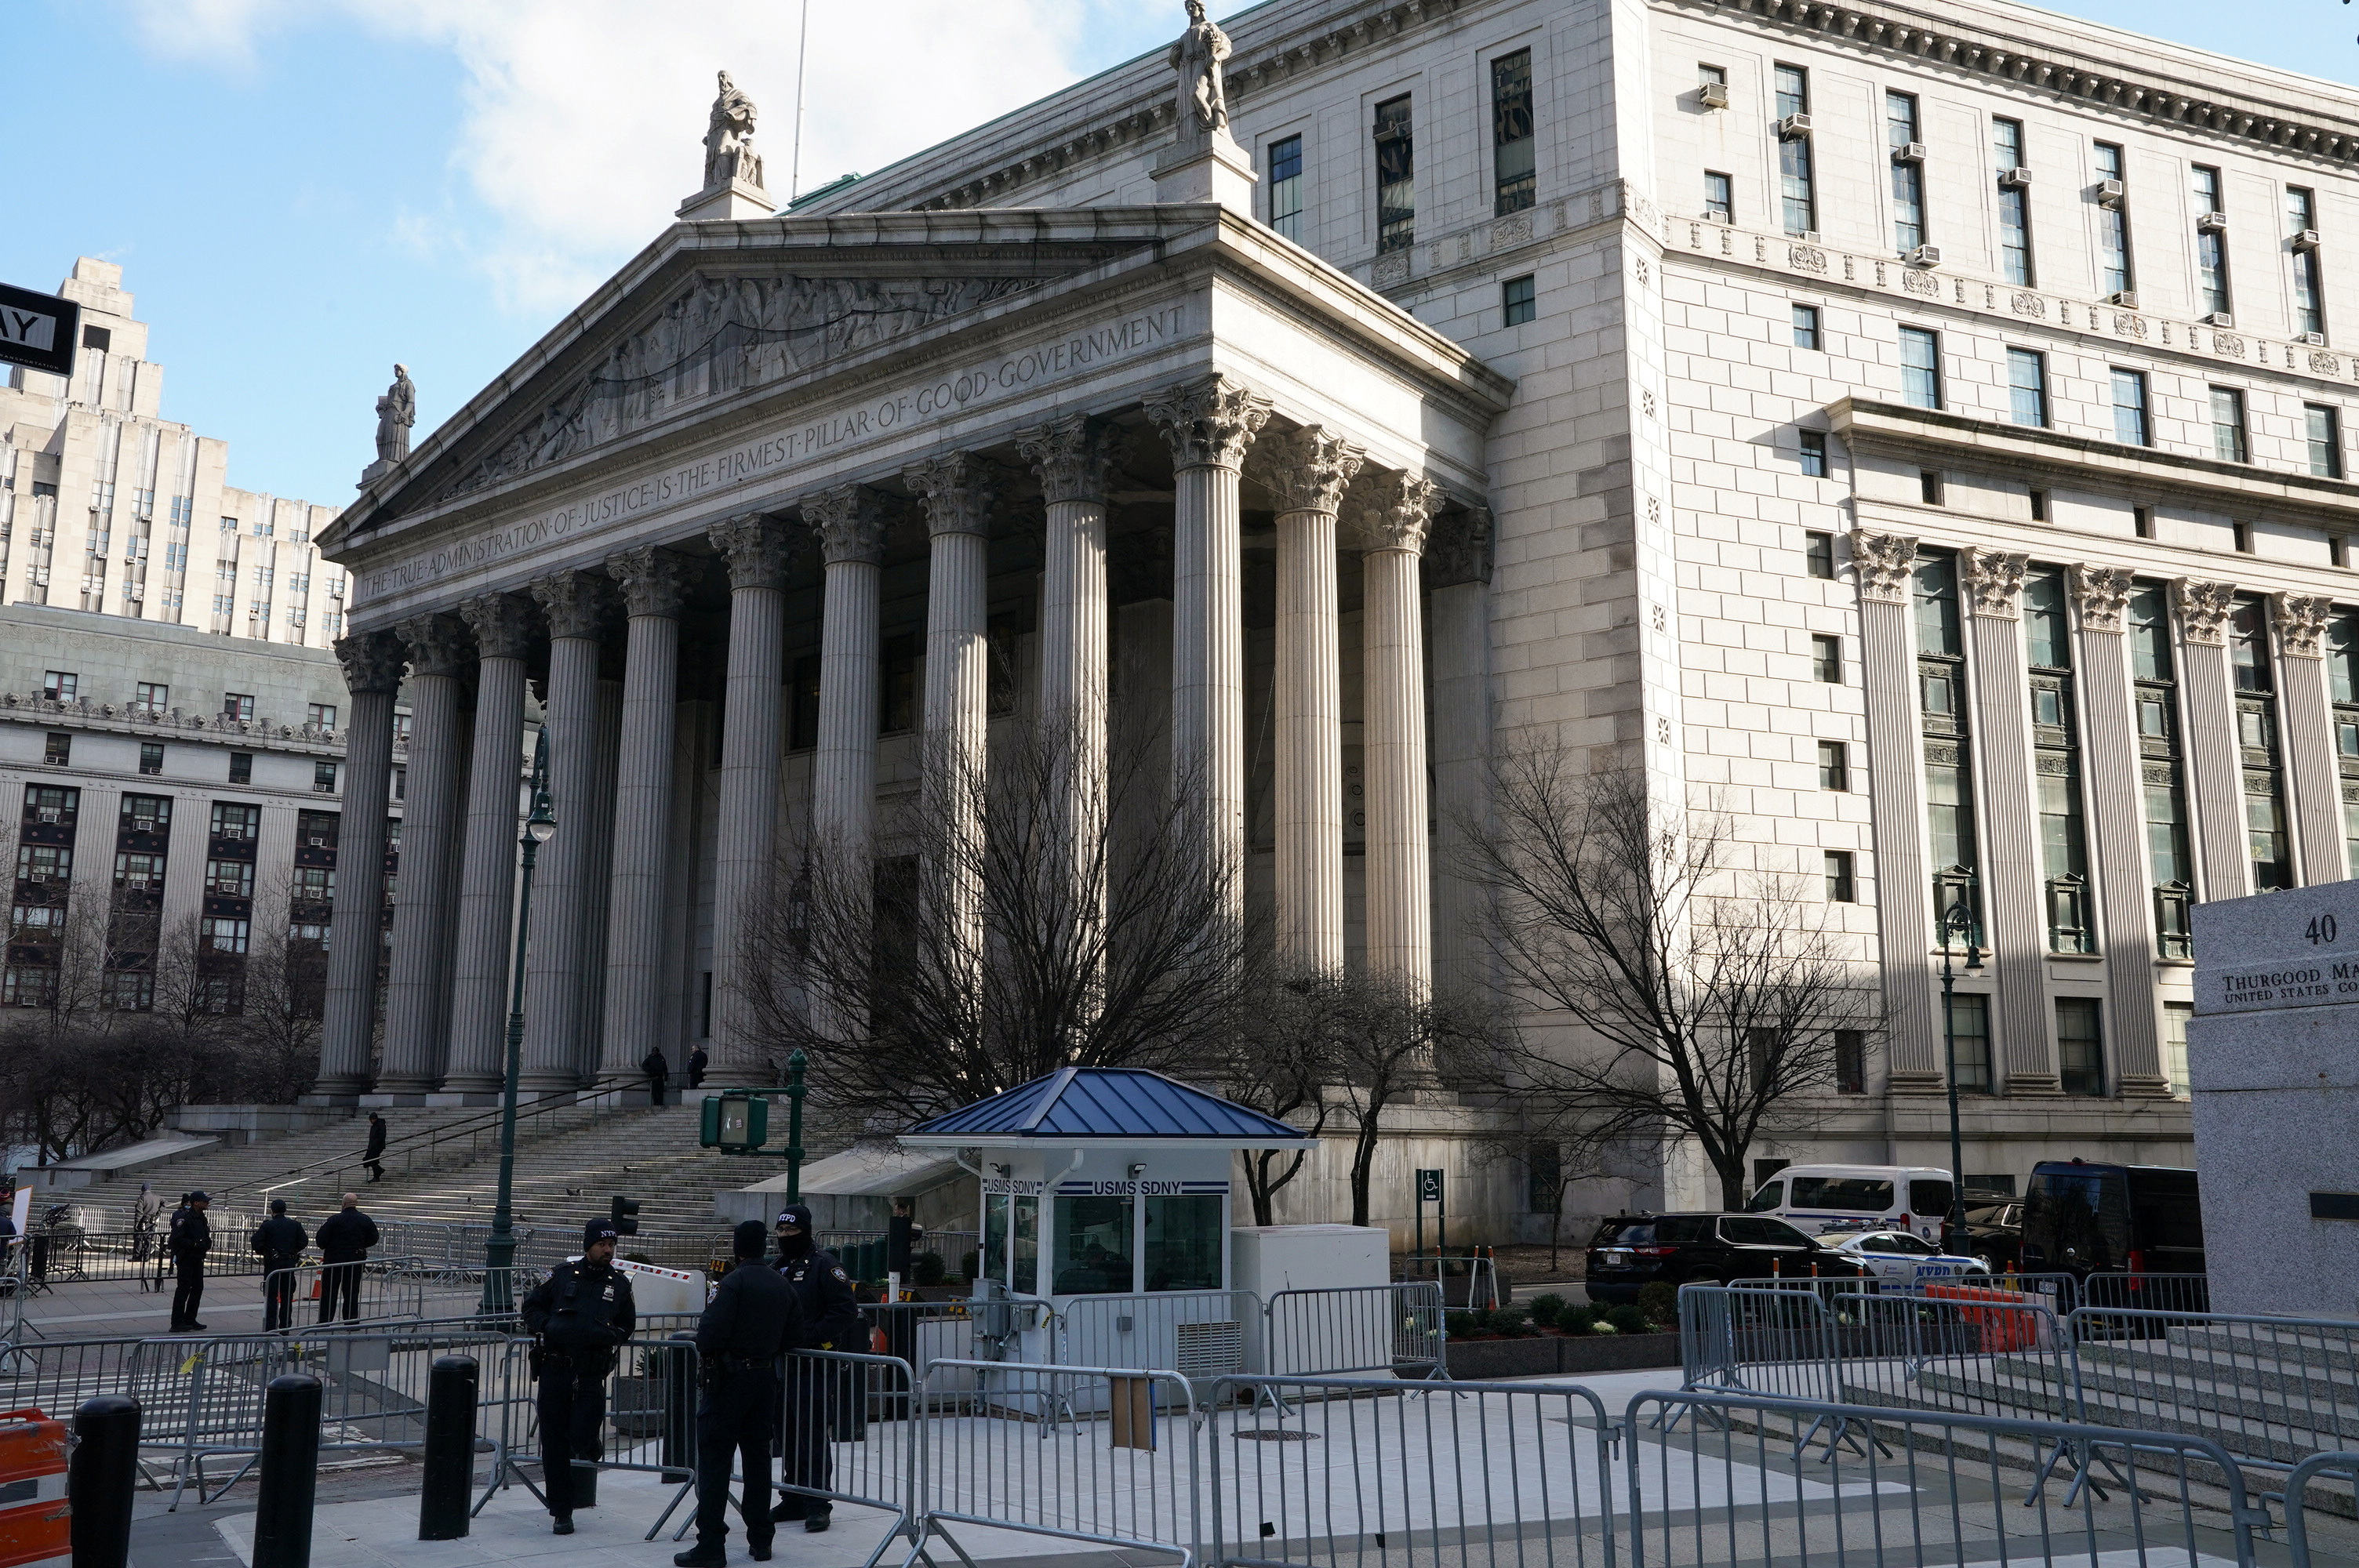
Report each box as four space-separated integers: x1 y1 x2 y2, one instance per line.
314 0 2359 1218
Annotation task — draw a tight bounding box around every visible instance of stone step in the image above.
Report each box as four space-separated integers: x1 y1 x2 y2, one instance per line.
1901 1363 2352 1471
2077 1338 2359 1409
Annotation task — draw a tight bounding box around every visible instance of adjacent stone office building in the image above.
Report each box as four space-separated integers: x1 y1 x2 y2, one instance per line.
317 0 2359 1224
2 262 373 1030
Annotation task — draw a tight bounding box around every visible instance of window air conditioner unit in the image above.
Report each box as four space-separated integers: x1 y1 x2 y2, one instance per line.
2201 311 2234 328
2095 178 2126 207
1998 166 2033 189
2106 290 2140 308
1776 113 1812 140
1891 141 1927 165
1697 81 1729 109
37 808 60 824
2294 229 2323 252
125 588 142 601
2298 331 2329 347
2197 211 2228 234
1906 245 1942 267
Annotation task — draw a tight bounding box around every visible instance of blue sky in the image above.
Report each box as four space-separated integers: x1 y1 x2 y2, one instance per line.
4 0 2352 508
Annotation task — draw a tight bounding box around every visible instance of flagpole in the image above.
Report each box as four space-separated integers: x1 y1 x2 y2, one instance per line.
790 0 809 202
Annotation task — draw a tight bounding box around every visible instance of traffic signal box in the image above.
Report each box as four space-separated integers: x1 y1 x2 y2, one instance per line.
699 1091 770 1154
609 1196 641 1236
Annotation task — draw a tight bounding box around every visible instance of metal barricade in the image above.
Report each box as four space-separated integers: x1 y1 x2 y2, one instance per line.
2076 1271 2212 1323
863 1298 978 1380
260 1257 430 1326
0 1335 144 1417
1263 1283 1445 1378
743 1347 921 1552
1058 1290 1261 1385
477 1332 700 1535
1397 1252 1502 1308
1832 1287 2070 1423
2063 1305 2359 1473
918 1358 1201 1563
1624 1388 2265 1568
1676 1285 1845 1405
1212 1374 1616 1566
2286 1451 2359 1568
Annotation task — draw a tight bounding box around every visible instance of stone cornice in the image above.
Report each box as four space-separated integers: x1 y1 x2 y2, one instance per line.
0 692 351 757
1667 0 2359 169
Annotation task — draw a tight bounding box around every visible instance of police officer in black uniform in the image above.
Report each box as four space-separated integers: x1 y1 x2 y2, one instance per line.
520 1218 638 1535
674 1221 803 1566
168 1191 212 1331
249 1199 307 1331
769 1203 860 1533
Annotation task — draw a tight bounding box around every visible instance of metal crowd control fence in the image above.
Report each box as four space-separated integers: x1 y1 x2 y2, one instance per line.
1060 1290 1261 1385
2075 1271 2213 1323
2287 1452 2359 1568
1677 1286 1844 1405
0 1336 145 1419
1831 1289 2070 1423
1263 1283 1446 1379
2062 1305 2359 1473
1212 1374 1617 1566
729 1347 921 1550
1397 1252 1503 1308
260 1258 430 1326
1624 1388 2267 1568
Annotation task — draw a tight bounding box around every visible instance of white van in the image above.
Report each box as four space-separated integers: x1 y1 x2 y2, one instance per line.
1746 1165 1956 1242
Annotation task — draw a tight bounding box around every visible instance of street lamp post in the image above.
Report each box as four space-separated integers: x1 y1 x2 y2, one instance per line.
1936 875 1984 1254
482 730 556 1315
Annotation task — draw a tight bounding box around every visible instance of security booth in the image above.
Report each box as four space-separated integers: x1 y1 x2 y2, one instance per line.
898 1067 1316 1376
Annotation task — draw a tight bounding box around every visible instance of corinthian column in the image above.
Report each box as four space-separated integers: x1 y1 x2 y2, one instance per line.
1146 375 1271 907
2273 593 2343 884
380 612 471 1094
442 591 536 1096
907 452 995 973
1252 425 1364 974
317 630 403 1099
599 546 692 1083
2174 579 2248 902
1020 413 1118 753
805 485 890 866
1354 470 1441 992
1850 530 1941 1092
523 569 615 1091
707 513 800 1073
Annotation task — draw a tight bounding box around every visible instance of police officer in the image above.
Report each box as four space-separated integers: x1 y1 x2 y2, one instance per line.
520 1218 638 1535
769 1203 860 1534
250 1199 307 1332
168 1191 212 1331
674 1221 802 1566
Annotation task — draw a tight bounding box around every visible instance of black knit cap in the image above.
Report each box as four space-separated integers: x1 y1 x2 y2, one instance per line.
583 1218 620 1249
269 1198 287 1214
732 1220 769 1259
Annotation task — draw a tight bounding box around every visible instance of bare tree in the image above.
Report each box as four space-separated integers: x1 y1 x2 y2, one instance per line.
1461 750 1883 1210
739 717 1267 1128
1217 972 1339 1225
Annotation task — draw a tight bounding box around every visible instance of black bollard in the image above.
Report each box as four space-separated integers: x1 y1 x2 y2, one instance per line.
253 1374 322 1568
419 1354 479 1541
660 1332 696 1482
70 1395 140 1568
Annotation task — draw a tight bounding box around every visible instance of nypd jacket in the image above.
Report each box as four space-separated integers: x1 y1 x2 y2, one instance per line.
777 1247 861 1352
521 1260 638 1357
696 1258 805 1365
249 1215 307 1266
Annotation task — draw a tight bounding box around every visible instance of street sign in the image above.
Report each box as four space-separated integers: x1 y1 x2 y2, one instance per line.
0 283 79 377
1416 1168 1445 1208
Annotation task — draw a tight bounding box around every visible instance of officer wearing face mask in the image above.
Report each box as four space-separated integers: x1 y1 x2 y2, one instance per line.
768 1203 860 1534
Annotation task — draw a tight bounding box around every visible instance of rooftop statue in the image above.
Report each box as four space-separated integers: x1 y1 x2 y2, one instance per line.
374 364 415 466
1172 0 1233 140
703 70 763 190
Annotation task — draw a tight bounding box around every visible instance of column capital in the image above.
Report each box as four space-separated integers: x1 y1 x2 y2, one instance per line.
1016 414 1119 505
458 590 538 659
2069 564 2135 633
802 483 891 565
334 630 406 695
530 568 619 640
395 611 471 678
1144 373 1271 471
708 510 801 590
903 451 997 538
1425 505 1493 588
2175 578 2238 645
1960 547 2028 620
1251 424 1365 517
2277 591 2334 658
1848 529 1918 604
606 545 694 619
1348 469 1443 554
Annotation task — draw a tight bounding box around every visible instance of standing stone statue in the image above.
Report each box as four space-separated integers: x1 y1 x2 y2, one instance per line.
373 364 415 465
1172 1 1233 140
703 70 763 190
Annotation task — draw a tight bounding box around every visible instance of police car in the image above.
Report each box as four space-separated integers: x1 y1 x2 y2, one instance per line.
1823 1229 1990 1286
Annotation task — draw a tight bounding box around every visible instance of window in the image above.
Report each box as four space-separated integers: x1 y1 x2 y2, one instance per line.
2056 999 2106 1097
1917 554 1979 941
1886 91 1925 252
1266 134 1303 241
228 753 253 785
1491 49 1535 216
138 742 162 776
1052 1192 1135 1294
121 794 170 833
1798 429 1827 477
2231 597 2293 891
82 324 111 352
1946 993 1991 1092
291 866 336 903
1993 118 2033 285
222 692 255 722
1143 1193 1223 1292
1702 170 1733 223
2133 506 2154 539
2161 1001 2192 1098
313 761 339 794
22 786 77 827
1899 326 1942 408
1812 633 1843 682
2210 387 2248 463
16 845 71 884
104 971 154 1012
2007 347 2049 427
4 968 58 1008
1824 851 1856 902
2110 369 2150 446
1373 95 1415 253
1818 739 1850 789
2094 143 2133 297
40 671 75 702
1502 274 1536 327
2192 166 2230 318
2030 488 2048 523
200 916 250 956
879 635 919 733
2026 569 2092 953
1805 530 1835 579
205 859 256 898
1699 63 1726 91
133 682 168 718
1775 64 1815 235
42 733 69 767
2307 405 2345 479
211 801 260 840
1834 1030 1866 1094
114 851 163 890
2130 583 2193 957
2232 521 2253 554
1792 303 1822 350
2288 187 2324 339
307 702 337 734
1919 470 1945 506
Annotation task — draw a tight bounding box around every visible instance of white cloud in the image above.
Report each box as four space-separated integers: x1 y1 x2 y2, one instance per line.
124 0 1147 313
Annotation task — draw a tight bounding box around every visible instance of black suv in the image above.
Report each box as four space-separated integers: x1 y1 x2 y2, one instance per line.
1585 1212 1874 1302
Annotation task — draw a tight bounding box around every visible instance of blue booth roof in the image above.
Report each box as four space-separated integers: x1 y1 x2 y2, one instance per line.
898 1068 1316 1149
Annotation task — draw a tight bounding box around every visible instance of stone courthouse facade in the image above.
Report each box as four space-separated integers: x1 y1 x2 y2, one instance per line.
318 0 2359 1217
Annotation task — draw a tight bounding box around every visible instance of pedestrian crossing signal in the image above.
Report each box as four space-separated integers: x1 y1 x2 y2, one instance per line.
700 1091 769 1152
610 1196 641 1236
